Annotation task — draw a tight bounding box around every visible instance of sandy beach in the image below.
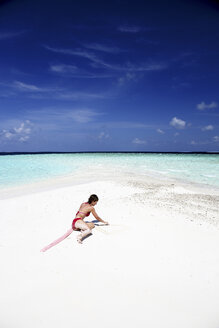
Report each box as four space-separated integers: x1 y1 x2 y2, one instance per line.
0 173 219 328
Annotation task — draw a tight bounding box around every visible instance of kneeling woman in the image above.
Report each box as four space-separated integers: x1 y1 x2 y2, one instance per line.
41 194 108 252
72 194 108 243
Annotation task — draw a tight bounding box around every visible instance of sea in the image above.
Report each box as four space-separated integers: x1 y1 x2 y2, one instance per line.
0 152 219 190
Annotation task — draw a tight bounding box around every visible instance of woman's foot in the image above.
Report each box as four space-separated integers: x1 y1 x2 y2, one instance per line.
77 235 83 244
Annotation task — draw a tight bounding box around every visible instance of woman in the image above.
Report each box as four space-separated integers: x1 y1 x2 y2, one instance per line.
41 194 108 252
72 194 108 243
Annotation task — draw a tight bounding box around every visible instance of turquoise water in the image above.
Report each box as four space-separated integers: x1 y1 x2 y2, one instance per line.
0 153 219 189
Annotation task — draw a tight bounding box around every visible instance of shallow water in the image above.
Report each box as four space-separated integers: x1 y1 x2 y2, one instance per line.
0 153 218 189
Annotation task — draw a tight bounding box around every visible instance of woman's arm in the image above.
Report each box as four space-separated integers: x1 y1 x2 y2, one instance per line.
91 208 109 225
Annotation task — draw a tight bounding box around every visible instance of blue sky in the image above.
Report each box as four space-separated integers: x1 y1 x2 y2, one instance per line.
0 0 219 152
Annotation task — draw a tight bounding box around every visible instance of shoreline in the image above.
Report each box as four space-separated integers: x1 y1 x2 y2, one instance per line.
0 166 219 200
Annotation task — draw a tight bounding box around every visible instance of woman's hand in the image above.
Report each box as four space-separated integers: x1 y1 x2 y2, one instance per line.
104 221 109 225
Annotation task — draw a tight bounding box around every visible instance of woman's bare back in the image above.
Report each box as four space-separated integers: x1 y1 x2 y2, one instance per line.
76 202 92 218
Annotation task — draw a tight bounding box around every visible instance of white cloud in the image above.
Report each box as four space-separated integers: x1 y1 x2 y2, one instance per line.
118 72 138 86
14 122 25 133
10 80 106 99
25 108 104 126
83 43 121 53
50 64 78 73
104 121 154 129
98 132 110 139
69 109 101 123
190 139 215 146
45 45 167 72
202 125 214 131
132 138 147 144
213 136 219 142
2 80 62 98
13 81 43 92
45 45 98 62
122 62 167 72
169 117 186 129
197 101 218 110
49 63 114 79
118 25 141 33
19 136 29 142
157 128 165 134
3 130 14 139
0 121 32 143
25 128 31 134
13 120 32 134
57 92 106 100
0 31 25 40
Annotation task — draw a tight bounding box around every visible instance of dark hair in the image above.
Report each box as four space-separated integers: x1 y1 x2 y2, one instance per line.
88 194 99 204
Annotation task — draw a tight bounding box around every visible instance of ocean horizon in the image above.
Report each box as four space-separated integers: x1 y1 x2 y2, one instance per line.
0 151 219 155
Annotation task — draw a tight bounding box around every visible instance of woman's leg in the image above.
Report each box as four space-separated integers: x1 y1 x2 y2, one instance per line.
74 220 95 243
86 222 95 230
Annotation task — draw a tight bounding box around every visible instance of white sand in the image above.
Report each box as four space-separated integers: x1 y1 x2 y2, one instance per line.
0 174 219 328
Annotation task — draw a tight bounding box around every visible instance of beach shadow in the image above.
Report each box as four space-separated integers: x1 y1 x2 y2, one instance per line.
81 232 92 241
86 220 128 235
90 219 104 225
85 219 108 227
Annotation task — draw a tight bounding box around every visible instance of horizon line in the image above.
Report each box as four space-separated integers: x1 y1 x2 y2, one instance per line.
0 151 219 155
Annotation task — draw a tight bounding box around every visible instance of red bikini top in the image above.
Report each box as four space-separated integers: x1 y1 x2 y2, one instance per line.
76 211 90 217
